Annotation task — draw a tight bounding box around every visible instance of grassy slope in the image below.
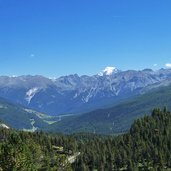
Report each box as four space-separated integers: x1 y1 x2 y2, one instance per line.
0 97 48 129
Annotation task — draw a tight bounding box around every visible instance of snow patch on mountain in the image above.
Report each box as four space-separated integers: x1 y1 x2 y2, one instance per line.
84 92 93 103
49 77 57 82
0 123 9 129
80 88 96 103
73 93 78 99
25 87 39 104
99 66 118 76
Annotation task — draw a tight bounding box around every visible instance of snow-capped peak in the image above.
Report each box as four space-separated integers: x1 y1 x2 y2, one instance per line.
98 66 118 76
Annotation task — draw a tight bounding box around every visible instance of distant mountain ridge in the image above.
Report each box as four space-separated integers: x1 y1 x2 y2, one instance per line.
0 68 171 115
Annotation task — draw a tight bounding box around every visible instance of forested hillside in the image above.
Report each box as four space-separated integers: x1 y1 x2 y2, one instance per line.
0 128 78 170
0 107 171 170
73 107 171 170
46 85 171 135
0 97 48 130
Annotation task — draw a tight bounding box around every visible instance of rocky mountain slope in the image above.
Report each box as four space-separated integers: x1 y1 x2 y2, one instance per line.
0 68 171 115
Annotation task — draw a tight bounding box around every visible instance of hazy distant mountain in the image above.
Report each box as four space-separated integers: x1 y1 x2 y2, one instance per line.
0 67 171 115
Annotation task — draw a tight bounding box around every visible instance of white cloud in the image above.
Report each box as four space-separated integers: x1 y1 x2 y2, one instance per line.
165 63 171 68
153 64 158 67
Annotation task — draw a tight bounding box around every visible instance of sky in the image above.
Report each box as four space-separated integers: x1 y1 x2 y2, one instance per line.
0 0 171 77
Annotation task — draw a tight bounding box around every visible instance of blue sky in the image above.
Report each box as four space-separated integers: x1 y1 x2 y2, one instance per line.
0 0 171 77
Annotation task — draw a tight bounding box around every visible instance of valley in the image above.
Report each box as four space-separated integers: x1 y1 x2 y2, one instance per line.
1 69 171 135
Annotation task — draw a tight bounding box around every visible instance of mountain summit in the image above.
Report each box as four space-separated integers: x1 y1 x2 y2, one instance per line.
98 66 119 76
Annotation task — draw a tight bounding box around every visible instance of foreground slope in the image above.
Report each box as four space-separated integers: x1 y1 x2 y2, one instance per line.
47 85 171 134
0 108 170 170
0 128 77 170
72 107 171 170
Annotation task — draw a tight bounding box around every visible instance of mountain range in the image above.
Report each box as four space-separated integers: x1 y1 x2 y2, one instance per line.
1 67 171 134
0 67 171 116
